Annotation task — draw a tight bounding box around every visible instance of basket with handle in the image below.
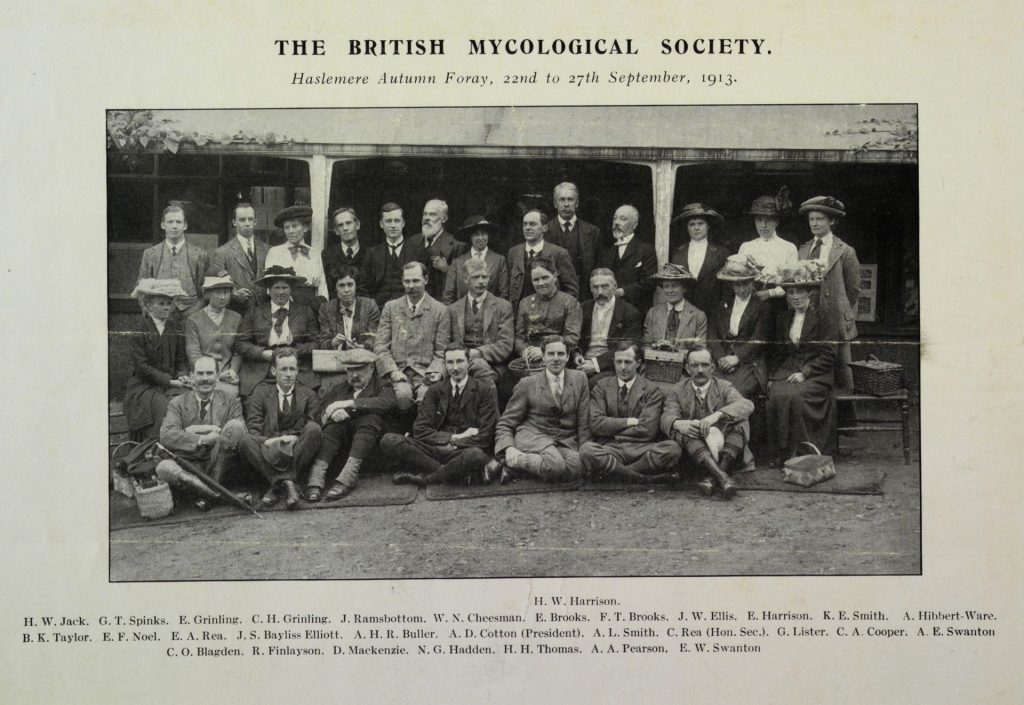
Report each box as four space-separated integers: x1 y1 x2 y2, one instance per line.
781 442 836 487
848 354 903 396
508 356 547 381
109 441 138 498
132 477 174 520
642 348 687 383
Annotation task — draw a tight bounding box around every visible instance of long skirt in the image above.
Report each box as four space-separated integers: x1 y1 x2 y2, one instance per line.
766 373 836 456
716 364 762 400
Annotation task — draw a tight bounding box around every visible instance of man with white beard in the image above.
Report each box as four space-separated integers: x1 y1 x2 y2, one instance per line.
409 198 466 300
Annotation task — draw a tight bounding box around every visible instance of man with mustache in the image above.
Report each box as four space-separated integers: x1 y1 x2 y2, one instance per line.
409 199 466 300
547 182 600 287
660 348 754 499
577 268 643 387
595 204 658 312
322 206 367 295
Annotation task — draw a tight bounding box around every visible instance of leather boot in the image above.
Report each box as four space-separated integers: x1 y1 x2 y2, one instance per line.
281 480 301 510
697 455 738 499
305 460 330 502
156 460 219 499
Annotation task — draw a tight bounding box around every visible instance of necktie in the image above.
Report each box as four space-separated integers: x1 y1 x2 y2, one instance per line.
809 238 822 260
472 298 480 315
554 378 563 400
282 393 293 415
452 384 462 405
666 308 680 341
528 249 536 262
563 223 571 238
272 308 287 336
345 247 353 259
618 384 629 415
343 307 353 318
170 245 178 256
246 242 257 274
696 392 708 417
199 399 209 423
388 245 398 259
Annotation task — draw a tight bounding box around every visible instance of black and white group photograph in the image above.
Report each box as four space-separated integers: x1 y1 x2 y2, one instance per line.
106 105 920 580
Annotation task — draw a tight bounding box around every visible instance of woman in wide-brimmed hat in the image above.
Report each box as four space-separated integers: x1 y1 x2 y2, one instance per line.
709 255 773 399
264 204 329 308
184 275 244 397
669 203 729 318
442 214 510 303
738 189 799 303
123 278 191 439
764 261 837 466
642 263 707 357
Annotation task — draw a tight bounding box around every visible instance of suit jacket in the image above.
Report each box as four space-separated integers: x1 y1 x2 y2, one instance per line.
506 241 580 308
495 369 591 454
319 371 397 422
160 390 245 454
643 301 708 350
316 296 380 349
580 297 643 372
768 305 838 381
589 374 665 444
660 376 754 443
409 231 468 300
669 241 729 317
413 376 498 450
708 295 771 389
122 314 189 432
358 239 429 304
449 292 514 364
235 301 320 396
442 249 510 304
244 382 320 437
209 236 269 312
321 241 367 294
798 235 860 340
514 291 584 354
373 294 450 378
546 217 601 288
138 241 209 299
596 238 658 311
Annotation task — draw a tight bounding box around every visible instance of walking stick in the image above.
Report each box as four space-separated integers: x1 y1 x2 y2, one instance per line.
156 443 264 519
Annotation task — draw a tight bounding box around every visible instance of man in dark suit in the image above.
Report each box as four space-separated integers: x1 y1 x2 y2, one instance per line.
596 204 658 311
491 335 591 483
580 343 682 481
448 257 514 383
506 207 579 310
577 268 643 387
661 349 754 499
670 203 729 319
385 343 498 486
409 198 467 300
235 266 320 397
305 349 397 501
359 202 429 307
442 215 509 304
137 203 208 318
209 202 269 313
238 348 322 509
798 196 861 389
321 207 367 295
547 182 601 287
155 355 250 507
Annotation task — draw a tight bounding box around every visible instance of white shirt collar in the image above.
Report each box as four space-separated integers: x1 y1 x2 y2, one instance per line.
691 379 711 396
271 301 290 313
614 233 635 248
526 241 545 255
595 295 616 311
815 233 834 247
236 234 254 249
472 246 488 258
277 385 294 397
558 215 577 229
469 291 488 306
165 240 185 254
406 295 424 311
618 376 636 391
545 369 565 386
668 301 688 313
341 240 359 254
689 238 708 250
148 314 167 333
451 378 466 395
195 391 213 405
386 237 404 249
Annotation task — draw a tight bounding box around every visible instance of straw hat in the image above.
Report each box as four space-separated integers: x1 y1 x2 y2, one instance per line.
130 278 189 299
798 196 846 218
254 265 306 287
651 262 696 283
672 202 724 224
716 254 761 281
201 275 235 291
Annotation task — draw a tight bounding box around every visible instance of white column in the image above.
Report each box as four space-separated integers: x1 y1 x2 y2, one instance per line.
653 159 677 266
305 154 329 250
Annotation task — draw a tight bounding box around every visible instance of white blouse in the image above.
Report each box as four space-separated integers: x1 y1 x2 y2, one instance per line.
265 243 329 300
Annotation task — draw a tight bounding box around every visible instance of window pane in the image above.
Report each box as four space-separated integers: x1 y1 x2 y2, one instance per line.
158 153 220 176
157 181 221 235
106 151 155 176
107 180 155 242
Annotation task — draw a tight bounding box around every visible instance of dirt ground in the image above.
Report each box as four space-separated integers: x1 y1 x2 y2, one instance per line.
110 433 920 580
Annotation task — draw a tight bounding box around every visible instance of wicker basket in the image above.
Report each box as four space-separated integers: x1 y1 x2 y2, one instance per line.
132 478 174 520
849 354 903 396
782 443 836 487
508 356 546 380
642 348 687 383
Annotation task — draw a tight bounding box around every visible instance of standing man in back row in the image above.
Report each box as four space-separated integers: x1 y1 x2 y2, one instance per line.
359 202 428 307
210 202 269 314
409 198 466 301
549 182 601 288
137 203 208 319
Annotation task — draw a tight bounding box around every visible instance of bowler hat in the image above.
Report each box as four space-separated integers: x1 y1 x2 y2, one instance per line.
254 265 306 287
273 205 313 228
799 196 846 218
131 278 189 299
455 214 502 241
651 262 696 283
672 203 724 224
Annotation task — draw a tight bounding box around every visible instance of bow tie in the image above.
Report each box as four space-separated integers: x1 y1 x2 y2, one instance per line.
289 244 308 255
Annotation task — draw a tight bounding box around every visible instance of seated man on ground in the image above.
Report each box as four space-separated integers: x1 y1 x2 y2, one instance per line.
491 336 591 484
156 355 250 510
385 343 498 487
306 348 396 501
660 349 754 500
238 347 322 510
580 343 682 483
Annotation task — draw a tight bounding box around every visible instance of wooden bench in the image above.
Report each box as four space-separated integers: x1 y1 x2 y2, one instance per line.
834 389 911 465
